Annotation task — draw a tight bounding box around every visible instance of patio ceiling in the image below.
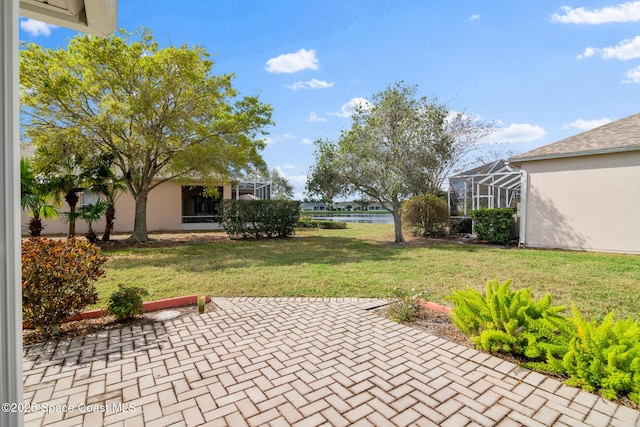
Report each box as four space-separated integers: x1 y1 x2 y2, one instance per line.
19 0 117 37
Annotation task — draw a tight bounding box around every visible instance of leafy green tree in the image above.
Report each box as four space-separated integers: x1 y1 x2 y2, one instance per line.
21 28 273 241
307 82 492 243
20 158 59 237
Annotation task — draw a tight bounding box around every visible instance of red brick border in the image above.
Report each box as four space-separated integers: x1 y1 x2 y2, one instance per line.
419 300 452 314
24 295 212 328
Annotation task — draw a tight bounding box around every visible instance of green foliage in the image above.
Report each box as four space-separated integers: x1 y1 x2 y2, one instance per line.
388 288 428 323
21 27 273 242
471 208 515 245
558 306 640 403
22 238 106 337
402 195 449 237
106 284 149 320
297 218 348 229
20 158 59 237
222 200 301 238
448 279 574 370
305 82 493 243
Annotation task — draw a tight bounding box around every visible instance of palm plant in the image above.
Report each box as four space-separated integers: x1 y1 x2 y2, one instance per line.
62 201 107 243
82 154 126 241
20 158 58 237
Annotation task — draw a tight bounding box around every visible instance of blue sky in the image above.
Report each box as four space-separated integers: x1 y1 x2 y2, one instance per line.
19 1 640 199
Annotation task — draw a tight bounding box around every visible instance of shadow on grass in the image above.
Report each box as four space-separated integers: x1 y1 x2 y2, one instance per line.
105 235 471 272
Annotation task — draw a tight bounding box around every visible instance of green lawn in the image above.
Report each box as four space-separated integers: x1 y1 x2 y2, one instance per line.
98 223 640 320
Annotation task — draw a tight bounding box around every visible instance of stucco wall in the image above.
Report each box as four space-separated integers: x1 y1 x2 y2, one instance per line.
22 180 187 236
522 151 640 254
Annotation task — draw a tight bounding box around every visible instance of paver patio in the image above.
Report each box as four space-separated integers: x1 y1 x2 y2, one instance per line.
23 298 640 426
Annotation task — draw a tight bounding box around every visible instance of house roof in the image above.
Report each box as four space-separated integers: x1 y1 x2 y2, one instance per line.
509 112 640 164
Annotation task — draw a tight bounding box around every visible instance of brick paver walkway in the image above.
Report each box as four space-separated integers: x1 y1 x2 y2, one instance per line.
23 298 640 426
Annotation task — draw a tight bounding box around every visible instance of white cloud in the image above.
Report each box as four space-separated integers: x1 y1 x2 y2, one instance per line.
282 163 296 169
328 97 372 118
579 36 640 60
470 14 480 21
563 118 612 131
577 47 596 59
301 138 313 144
265 48 319 74
491 123 546 144
306 112 327 123
551 1 640 24
626 65 640 82
265 134 295 145
20 19 57 37
286 79 334 90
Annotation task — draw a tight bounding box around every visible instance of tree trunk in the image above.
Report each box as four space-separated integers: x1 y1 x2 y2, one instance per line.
30 215 43 237
65 192 79 238
392 208 405 244
102 204 115 242
129 191 149 242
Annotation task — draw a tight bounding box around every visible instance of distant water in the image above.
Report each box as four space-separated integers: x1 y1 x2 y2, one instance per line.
310 213 394 224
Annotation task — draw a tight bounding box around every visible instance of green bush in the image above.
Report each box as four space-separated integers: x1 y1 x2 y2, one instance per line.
22 238 106 336
222 200 300 238
388 287 428 323
471 208 515 245
402 195 449 237
556 306 640 404
298 218 347 229
447 279 574 371
106 284 149 320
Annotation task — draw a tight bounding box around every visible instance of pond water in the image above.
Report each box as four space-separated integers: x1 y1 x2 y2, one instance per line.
310 213 394 224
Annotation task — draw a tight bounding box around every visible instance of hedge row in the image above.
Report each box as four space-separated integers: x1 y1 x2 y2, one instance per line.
221 200 300 238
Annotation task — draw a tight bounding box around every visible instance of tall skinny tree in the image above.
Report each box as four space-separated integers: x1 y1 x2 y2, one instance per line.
21 28 273 241
307 82 492 243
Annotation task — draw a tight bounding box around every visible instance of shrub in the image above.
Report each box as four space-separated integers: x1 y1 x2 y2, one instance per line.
22 238 106 336
388 287 428 323
450 217 472 234
402 195 449 237
222 200 300 238
297 218 347 229
471 208 515 245
106 284 149 320
557 306 640 404
447 279 574 371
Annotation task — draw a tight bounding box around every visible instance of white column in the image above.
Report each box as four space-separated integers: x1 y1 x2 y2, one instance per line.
0 1 24 426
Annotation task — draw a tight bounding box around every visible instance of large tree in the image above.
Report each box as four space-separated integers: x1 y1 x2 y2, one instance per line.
306 82 492 243
21 28 273 241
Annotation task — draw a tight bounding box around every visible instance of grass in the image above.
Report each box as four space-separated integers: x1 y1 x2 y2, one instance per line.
96 223 640 320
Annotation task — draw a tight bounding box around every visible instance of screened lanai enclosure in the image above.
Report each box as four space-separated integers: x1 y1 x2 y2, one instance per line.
448 160 521 218
181 181 271 227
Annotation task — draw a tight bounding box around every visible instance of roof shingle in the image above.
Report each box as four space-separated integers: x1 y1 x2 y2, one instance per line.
509 112 640 164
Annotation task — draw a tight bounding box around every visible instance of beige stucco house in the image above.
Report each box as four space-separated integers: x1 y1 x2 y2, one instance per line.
508 113 640 254
22 180 271 236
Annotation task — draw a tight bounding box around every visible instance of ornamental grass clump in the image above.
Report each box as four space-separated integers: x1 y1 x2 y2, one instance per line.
388 287 428 323
554 306 640 404
447 279 574 372
22 238 106 337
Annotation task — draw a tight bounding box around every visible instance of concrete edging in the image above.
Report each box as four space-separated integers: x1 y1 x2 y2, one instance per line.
24 295 212 328
419 300 452 314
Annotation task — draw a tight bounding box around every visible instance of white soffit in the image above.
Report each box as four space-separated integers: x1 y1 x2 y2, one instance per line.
19 0 117 38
